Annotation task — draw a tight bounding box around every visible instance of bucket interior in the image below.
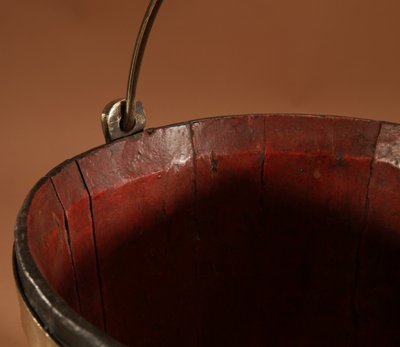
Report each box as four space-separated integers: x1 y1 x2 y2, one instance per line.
22 115 400 346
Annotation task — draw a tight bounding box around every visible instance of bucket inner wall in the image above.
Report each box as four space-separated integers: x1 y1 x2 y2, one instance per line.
23 115 400 346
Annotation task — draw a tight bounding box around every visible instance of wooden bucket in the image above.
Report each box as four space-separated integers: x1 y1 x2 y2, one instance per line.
13 1 400 346
14 115 400 346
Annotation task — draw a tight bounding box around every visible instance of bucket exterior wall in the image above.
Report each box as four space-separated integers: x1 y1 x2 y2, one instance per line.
18 294 58 347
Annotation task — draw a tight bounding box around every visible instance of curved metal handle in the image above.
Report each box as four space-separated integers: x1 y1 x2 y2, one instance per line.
101 0 163 143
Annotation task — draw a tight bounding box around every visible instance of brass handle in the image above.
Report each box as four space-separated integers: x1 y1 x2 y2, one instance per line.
101 0 163 143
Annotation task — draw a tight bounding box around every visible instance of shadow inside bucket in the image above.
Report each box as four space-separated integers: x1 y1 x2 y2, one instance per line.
75 163 396 347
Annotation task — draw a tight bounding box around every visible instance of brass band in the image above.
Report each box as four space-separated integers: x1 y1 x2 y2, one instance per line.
18 294 58 347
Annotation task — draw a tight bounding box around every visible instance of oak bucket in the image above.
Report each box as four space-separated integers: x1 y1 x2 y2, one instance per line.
13 1 400 347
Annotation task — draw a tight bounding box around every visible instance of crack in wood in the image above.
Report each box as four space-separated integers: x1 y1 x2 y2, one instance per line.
75 160 108 334
49 176 82 315
189 123 201 242
350 121 382 346
260 116 267 230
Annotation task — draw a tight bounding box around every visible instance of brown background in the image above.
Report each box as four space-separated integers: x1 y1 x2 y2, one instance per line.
1 0 400 345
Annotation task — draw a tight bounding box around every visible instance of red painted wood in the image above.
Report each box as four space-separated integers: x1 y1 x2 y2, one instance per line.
27 178 80 313
190 116 265 346
51 161 105 330
24 115 400 346
77 125 197 345
261 115 380 346
358 123 400 346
